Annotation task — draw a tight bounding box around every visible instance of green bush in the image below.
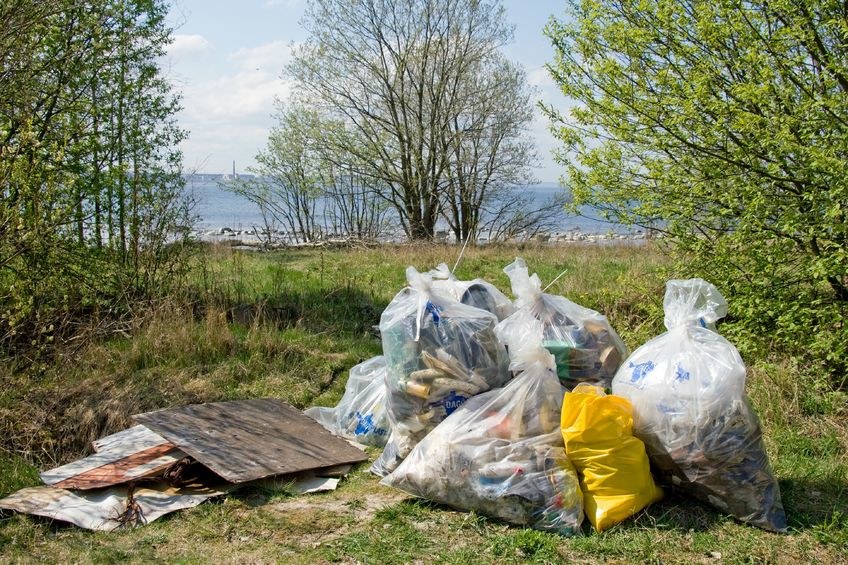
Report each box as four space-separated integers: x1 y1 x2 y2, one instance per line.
545 0 848 386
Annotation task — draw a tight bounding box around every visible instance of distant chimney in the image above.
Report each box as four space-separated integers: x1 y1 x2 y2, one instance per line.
232 160 236 178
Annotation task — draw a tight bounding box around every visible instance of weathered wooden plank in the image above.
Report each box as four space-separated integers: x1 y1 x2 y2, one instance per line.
91 424 167 453
133 398 368 483
41 424 185 489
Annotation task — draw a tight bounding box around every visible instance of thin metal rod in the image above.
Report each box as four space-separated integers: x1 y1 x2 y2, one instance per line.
543 268 569 292
452 231 472 274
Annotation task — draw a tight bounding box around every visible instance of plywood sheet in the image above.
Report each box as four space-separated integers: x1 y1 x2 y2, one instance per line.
133 398 368 483
92 424 168 452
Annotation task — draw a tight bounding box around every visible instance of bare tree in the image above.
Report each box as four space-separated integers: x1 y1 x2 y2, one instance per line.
480 190 567 242
230 101 400 244
288 0 521 241
322 166 394 241
230 103 325 244
440 55 538 243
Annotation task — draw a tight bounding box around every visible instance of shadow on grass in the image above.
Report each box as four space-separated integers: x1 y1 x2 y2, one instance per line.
0 511 78 534
382 484 848 538
378 494 729 536
632 479 848 535
629 493 726 532
780 477 848 531
196 284 387 339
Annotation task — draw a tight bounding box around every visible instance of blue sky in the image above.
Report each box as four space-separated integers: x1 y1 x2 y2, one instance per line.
164 0 571 182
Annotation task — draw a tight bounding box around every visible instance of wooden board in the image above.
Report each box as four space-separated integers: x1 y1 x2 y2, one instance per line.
132 398 368 483
40 425 185 490
92 424 167 452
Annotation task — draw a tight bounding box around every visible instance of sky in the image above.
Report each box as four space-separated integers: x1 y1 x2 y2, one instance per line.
163 0 571 183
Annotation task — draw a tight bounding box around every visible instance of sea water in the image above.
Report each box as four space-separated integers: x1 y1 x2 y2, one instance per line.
184 177 637 237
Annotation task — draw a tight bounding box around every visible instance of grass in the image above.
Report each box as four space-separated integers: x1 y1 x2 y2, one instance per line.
1 242 846 563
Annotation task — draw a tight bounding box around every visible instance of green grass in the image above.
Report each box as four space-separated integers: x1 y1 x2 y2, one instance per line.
1 242 846 563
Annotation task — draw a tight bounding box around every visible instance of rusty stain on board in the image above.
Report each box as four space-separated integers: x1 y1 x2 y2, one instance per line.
51 444 184 489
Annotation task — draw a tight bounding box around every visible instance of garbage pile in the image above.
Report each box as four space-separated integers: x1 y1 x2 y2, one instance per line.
499 258 628 389
611 279 787 531
371 267 511 477
0 399 368 530
310 260 787 534
1 260 787 535
383 311 584 535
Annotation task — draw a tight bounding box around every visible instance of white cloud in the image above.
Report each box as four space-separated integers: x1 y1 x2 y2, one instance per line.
168 34 212 58
181 69 292 123
228 40 294 73
175 41 300 174
527 66 555 88
180 40 296 123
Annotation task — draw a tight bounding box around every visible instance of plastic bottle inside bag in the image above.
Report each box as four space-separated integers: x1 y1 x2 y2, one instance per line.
380 311 584 535
497 257 628 389
371 266 510 477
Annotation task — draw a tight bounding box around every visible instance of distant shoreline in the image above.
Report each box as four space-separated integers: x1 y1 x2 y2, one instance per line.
191 226 656 249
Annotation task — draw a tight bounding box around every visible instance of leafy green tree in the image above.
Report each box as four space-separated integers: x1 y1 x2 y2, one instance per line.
0 0 189 350
545 0 848 380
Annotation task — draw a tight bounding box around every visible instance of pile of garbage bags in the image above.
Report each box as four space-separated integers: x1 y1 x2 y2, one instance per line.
384 311 584 535
372 266 511 476
500 258 628 390
307 260 787 535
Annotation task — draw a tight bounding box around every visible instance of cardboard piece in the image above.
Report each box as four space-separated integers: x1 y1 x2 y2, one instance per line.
40 425 185 490
0 483 224 531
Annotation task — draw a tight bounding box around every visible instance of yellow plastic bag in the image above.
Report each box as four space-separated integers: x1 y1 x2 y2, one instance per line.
561 384 662 531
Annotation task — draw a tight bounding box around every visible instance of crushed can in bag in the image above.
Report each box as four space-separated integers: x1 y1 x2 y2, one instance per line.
382 311 583 535
371 267 510 477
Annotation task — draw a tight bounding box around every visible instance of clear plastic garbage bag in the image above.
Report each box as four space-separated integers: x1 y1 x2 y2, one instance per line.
611 279 787 532
371 267 510 477
428 263 515 321
382 311 584 535
497 257 628 390
304 356 390 447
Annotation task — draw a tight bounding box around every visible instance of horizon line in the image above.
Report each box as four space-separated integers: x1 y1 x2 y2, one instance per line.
183 172 563 186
